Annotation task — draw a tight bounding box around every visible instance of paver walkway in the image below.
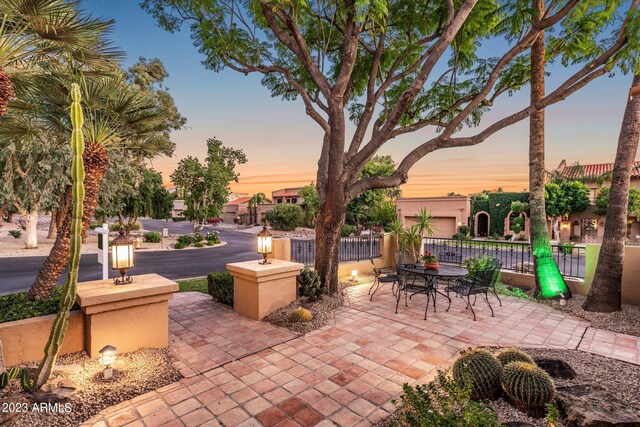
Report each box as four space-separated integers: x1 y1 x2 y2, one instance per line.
84 283 640 427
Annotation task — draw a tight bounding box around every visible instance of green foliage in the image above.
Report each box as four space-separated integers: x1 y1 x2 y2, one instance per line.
545 404 560 427
297 267 326 302
143 231 162 243
471 193 530 236
0 366 20 390
8 229 21 238
557 242 575 255
452 348 502 400
340 224 359 237
265 204 303 231
171 138 247 231
392 370 500 427
510 201 529 215
207 271 233 306
494 281 534 301
289 307 313 322
593 186 640 217
174 242 186 249
501 362 556 417
299 184 320 227
462 256 493 278
346 156 400 228
194 241 204 248
458 225 471 237
545 181 590 218
494 348 534 367
109 222 141 232
176 231 219 247
0 286 67 323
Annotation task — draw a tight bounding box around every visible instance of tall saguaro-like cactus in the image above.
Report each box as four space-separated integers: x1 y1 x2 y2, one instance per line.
30 83 85 391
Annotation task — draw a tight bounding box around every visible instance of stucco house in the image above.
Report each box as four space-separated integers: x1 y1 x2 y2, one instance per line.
554 160 640 243
272 188 305 205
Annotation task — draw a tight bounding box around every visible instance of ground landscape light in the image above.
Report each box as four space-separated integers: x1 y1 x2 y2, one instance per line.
257 225 272 265
111 231 134 285
99 345 117 380
351 269 358 281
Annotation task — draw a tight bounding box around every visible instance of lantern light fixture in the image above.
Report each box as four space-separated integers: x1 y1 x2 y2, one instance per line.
111 231 134 285
99 344 117 380
257 226 272 265
351 269 358 282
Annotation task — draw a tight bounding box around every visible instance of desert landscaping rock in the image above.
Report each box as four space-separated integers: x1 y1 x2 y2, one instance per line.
556 384 640 427
534 358 577 379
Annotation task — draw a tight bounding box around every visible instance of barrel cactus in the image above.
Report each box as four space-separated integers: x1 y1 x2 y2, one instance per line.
495 348 534 366
296 267 326 302
502 362 556 417
452 348 502 400
289 307 313 322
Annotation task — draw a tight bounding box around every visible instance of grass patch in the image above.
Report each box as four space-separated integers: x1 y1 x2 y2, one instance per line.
0 287 71 323
177 277 208 294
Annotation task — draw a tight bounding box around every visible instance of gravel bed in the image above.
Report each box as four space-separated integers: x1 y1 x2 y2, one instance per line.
541 294 640 337
263 292 344 334
1 348 181 427
377 347 640 427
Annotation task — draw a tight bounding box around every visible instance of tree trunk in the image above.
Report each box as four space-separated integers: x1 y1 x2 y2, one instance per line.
552 217 560 241
583 74 640 312
314 189 347 296
530 0 570 298
27 143 108 300
22 209 39 249
47 210 57 239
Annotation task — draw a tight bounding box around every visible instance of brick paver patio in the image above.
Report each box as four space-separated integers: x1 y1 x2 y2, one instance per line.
84 282 640 427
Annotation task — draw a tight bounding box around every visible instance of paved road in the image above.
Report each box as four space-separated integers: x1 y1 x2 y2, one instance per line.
0 221 258 295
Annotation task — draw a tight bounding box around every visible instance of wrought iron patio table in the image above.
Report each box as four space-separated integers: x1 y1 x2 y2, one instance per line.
396 264 469 319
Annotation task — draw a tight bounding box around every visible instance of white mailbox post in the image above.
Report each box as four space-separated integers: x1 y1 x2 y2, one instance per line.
95 223 109 280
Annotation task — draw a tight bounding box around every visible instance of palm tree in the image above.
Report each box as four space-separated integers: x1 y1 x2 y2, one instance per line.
528 0 570 299
583 74 640 312
248 192 266 225
27 74 177 300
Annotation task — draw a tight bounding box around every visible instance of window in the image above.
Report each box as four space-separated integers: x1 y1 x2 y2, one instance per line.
277 199 283 204
291 198 297 204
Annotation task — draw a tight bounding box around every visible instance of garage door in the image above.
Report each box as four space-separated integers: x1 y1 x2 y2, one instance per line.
405 216 457 238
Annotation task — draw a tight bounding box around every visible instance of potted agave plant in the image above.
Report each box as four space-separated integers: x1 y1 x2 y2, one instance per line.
420 251 439 270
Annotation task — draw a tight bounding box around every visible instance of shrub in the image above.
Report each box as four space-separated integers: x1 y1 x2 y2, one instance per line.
0 287 72 323
504 234 513 240
392 370 500 427
495 348 534 366
462 256 493 278
501 362 556 417
557 242 575 255
203 231 220 243
494 282 534 301
289 307 313 322
296 267 326 302
265 204 303 231
207 271 234 306
8 230 21 239
194 242 204 248
177 234 195 245
458 225 471 236
174 242 187 249
206 240 216 246
109 222 141 232
452 348 502 400
340 224 358 237
144 231 162 243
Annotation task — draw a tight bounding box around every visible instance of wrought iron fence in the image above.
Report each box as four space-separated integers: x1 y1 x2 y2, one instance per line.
423 237 586 278
290 235 382 266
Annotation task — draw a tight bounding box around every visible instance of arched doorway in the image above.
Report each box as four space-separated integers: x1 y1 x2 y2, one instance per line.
475 211 489 237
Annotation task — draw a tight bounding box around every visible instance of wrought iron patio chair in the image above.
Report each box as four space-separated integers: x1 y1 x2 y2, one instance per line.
368 257 399 301
444 262 500 321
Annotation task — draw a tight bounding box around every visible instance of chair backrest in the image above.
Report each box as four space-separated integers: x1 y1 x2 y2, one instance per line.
488 258 502 287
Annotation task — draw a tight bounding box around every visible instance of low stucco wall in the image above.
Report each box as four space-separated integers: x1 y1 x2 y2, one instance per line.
583 244 640 305
499 271 587 296
0 310 84 366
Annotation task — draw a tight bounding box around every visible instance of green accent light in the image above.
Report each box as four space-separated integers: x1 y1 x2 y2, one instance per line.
532 241 569 298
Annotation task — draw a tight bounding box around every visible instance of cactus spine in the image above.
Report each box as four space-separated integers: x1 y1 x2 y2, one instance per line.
452 348 502 400
495 348 535 366
501 362 556 417
30 83 85 391
289 307 313 322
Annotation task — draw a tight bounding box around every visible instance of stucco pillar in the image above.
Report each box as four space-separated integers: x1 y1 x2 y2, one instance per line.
227 259 303 320
76 274 178 358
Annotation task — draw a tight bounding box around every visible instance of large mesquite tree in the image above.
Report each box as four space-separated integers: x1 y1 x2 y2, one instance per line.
143 0 640 294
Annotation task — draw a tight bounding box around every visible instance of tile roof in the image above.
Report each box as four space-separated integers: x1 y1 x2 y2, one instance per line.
560 161 640 180
274 192 299 198
225 197 252 206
